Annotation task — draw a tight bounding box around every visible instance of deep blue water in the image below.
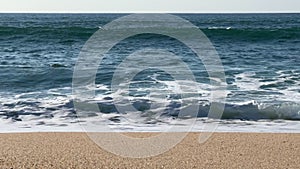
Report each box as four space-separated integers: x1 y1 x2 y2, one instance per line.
0 13 299 123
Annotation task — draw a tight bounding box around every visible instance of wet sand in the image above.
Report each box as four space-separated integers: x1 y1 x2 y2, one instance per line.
0 132 299 168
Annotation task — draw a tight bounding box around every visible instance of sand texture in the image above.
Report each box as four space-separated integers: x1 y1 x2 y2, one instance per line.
0 132 299 169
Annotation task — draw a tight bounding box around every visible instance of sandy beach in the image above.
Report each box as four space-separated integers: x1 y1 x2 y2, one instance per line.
0 132 299 168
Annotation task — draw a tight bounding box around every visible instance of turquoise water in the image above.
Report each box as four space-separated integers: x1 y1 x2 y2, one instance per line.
0 13 299 127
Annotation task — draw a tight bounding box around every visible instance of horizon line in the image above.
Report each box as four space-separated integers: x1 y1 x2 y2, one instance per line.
0 11 299 14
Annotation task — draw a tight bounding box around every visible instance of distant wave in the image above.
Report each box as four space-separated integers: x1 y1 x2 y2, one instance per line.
203 27 300 41
208 26 232 30
0 26 97 40
1 26 300 42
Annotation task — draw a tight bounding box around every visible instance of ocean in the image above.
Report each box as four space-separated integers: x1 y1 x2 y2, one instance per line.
0 13 299 132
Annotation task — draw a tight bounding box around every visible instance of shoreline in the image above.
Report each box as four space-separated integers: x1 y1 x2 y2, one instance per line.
0 132 299 168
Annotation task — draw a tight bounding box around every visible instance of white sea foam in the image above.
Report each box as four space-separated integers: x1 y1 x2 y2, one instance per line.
0 117 299 133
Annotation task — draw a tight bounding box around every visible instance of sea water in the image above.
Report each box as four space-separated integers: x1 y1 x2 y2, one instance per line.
0 13 299 132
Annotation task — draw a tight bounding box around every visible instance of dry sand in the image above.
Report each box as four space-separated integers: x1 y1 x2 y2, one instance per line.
0 132 299 169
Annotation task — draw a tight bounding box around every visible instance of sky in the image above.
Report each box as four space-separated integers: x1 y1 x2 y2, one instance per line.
0 0 300 13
